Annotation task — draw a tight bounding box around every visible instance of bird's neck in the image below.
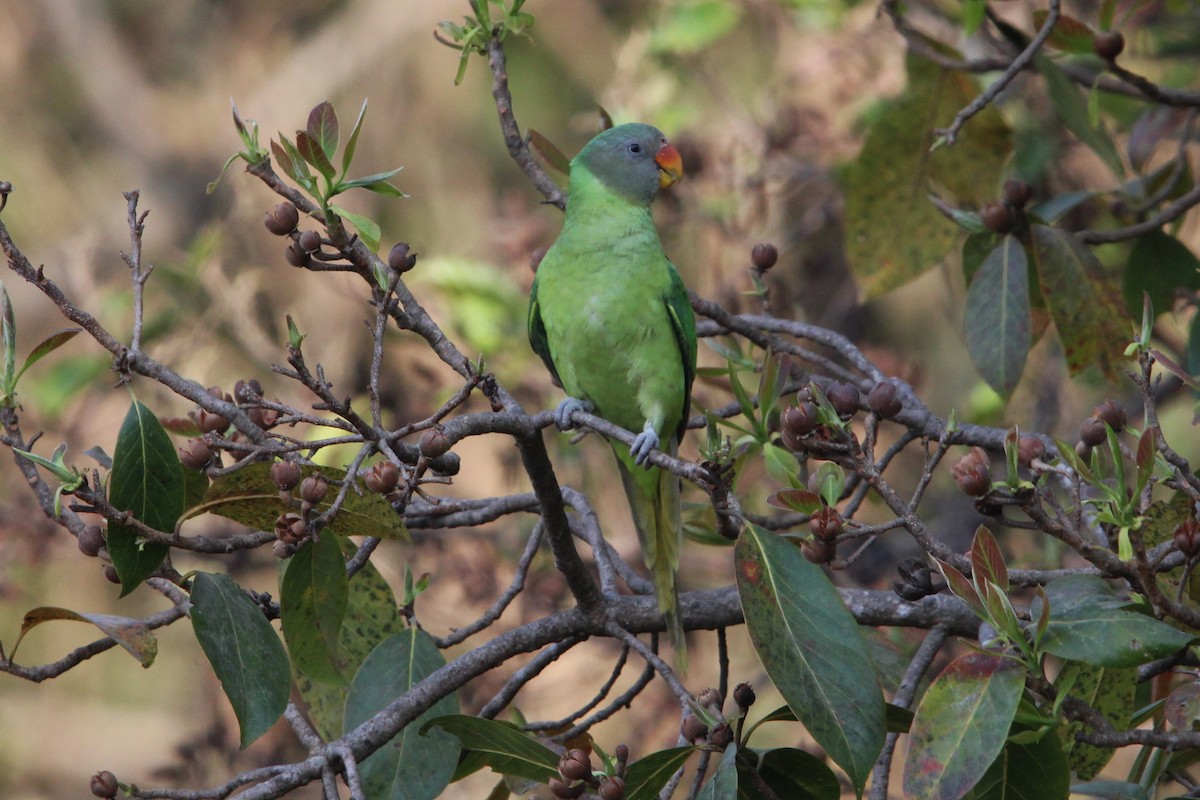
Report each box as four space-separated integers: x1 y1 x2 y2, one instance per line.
561 174 656 242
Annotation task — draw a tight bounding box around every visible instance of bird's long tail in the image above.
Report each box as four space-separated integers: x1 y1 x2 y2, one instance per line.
615 448 686 673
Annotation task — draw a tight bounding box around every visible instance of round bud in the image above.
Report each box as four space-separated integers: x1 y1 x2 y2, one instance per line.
234 379 263 404
364 460 401 494
1094 30 1125 60
558 749 592 782
1094 400 1126 432
548 777 586 799
270 461 303 491
1079 416 1108 448
1003 179 1033 208
272 540 293 559
810 507 843 542
681 714 708 743
709 723 734 749
826 381 860 418
179 437 214 470
0 180 12 195
598 776 626 800
300 474 329 505
780 402 819 449
297 229 322 254
802 539 835 564
285 242 310 267
264 202 299 236
419 428 451 459
387 242 418 272
751 242 779 271
1016 435 1046 468
78 524 105 557
733 682 756 710
951 447 992 497
103 565 121 584
980 201 1014 234
697 687 723 711
866 381 903 418
1174 518 1200 557
91 770 119 798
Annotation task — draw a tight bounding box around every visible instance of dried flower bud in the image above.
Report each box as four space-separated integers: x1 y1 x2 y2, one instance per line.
419 428 451 459
548 777 586 799
558 749 592 782
234 379 263 404
78 524 105 557
387 242 418 272
681 714 709 743
194 408 230 435
780 402 819 449
1094 400 1126 432
866 381 903 418
275 512 307 544
810 506 843 542
285 241 310 267
751 242 779 271
297 229 322 254
91 770 119 798
179 438 214 471
300 474 329 505
733 682 756 710
364 460 401 494
247 405 280 429
1079 416 1108 449
952 447 991 497
826 381 860 418
1016 435 1046 468
1174 518 1200 557
894 557 939 600
598 776 626 800
709 722 734 749
802 538 835 564
264 202 299 236
270 461 303 491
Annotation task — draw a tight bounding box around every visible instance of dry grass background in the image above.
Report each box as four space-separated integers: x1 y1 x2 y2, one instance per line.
1 1 1182 798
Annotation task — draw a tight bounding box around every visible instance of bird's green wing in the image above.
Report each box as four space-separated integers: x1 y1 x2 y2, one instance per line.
527 279 562 387
664 264 697 443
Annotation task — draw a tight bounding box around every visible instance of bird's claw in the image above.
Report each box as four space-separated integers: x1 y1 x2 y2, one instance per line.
554 397 593 431
630 421 660 467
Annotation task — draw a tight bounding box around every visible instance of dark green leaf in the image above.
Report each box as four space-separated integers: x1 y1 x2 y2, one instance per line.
699 745 738 800
330 204 382 252
273 135 312 185
338 166 405 191
964 725 1069 800
886 702 915 733
1034 54 1124 178
963 231 1000 285
1122 230 1200 317
624 746 698 800
307 101 339 161
737 747 841 800
1029 225 1128 380
420 715 558 783
1029 190 1094 223
190 572 290 747
903 652 1025 800
280 533 350 685
345 628 460 800
1057 663 1133 779
1069 780 1150 800
1 280 14 390
965 235 1031 397
108 401 183 595
735 525 885 794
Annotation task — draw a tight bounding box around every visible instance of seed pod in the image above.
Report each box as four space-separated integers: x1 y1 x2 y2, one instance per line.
419 428 451 459
681 714 709 743
548 777 586 799
264 202 299 236
387 242 418 272
751 242 778 271
300 474 329 505
709 723 734 749
826 381 860 418
179 438 214 470
780 402 819 447
103 565 121 584
284 241 310 267
297 229 322 254
1079 416 1108 448
557 749 592 782
270 461 303 491
866 381 902 418
1174 518 1200 557
364 460 401 494
733 682 756 710
802 538 835 564
810 507 843 542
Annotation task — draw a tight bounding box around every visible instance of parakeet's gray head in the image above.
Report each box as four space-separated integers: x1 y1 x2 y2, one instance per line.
571 123 683 206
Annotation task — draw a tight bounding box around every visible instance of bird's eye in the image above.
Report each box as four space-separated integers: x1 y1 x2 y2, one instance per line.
627 142 642 155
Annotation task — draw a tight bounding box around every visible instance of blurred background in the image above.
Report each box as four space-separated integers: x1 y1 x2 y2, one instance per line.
1 1 1194 798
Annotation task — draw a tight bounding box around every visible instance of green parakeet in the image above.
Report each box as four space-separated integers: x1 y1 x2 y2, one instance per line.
528 123 697 668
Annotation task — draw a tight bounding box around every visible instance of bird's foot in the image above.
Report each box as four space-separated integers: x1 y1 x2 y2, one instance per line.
553 397 593 431
630 421 660 467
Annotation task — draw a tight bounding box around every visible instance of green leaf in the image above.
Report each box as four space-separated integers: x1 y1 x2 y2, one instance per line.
649 0 742 54
296 539 404 740
190 572 290 747
762 443 800 487
342 99 368 175
1034 54 1124 178
737 747 841 800
297 130 337 184
108 401 184 596
13 328 80 386
273 134 313 186
903 652 1025 800
965 236 1031 397
624 746 698 800
1032 10 1096 54
12 606 157 667
735 525 885 795
307 101 339 161
182 462 407 541
420 715 558 783
936 559 986 617
964 725 1069 800
280 533 350 685
845 52 1010 297
1 280 14 394
812 463 845 508
962 0 986 33
344 628 460 800
1069 780 1149 800
698 745 738 800
1037 575 1194 667
1028 225 1128 380
1122 231 1200 317
338 166 405 191
1057 663 1133 779
963 231 1000 285
330 204 382 252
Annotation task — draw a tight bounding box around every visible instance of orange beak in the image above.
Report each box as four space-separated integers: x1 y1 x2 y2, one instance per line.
655 142 683 188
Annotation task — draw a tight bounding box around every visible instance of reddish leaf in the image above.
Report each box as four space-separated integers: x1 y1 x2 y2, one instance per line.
970 526 1008 589
528 129 571 175
306 101 339 160
296 130 337 182
12 606 157 667
1166 681 1200 732
936 559 985 616
1032 10 1096 53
